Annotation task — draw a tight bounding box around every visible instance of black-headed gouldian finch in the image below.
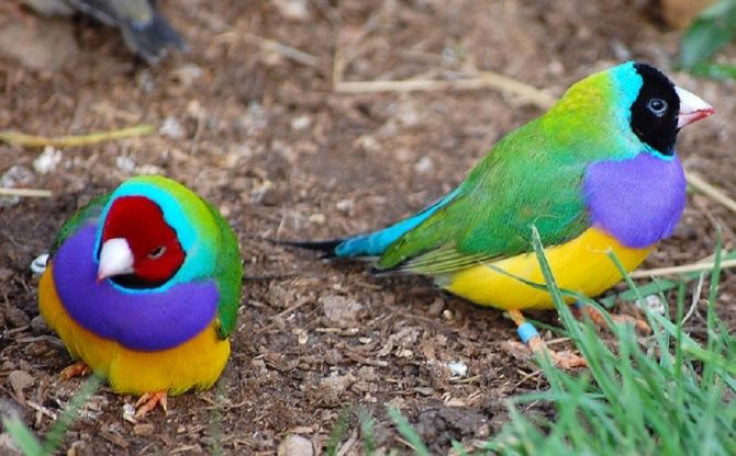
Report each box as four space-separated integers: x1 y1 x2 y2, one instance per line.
288 62 714 367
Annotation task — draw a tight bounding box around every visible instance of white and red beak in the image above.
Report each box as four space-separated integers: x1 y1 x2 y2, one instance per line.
98 238 134 281
676 86 714 129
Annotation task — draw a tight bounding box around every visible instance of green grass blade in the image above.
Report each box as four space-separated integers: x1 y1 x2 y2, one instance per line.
387 407 431 456
2 413 44 456
42 375 103 454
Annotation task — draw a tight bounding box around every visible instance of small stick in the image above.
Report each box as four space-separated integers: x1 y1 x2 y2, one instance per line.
631 258 736 278
686 172 736 215
216 31 320 68
0 188 52 198
335 73 557 109
0 124 154 149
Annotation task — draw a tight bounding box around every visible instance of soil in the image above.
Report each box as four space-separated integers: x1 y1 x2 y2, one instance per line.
1 0 735 454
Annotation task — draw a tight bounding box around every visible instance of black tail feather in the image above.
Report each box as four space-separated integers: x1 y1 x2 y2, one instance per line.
270 238 344 258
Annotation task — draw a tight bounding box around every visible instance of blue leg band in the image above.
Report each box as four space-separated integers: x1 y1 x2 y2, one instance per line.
517 322 539 345
573 301 584 309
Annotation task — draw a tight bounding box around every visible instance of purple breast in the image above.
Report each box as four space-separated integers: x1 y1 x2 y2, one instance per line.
52 224 219 351
583 153 686 248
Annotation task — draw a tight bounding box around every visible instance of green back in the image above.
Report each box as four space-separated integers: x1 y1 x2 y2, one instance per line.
50 194 110 256
201 197 243 339
377 67 640 273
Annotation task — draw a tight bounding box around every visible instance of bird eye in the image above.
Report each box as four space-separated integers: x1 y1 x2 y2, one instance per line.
647 98 668 117
148 246 166 259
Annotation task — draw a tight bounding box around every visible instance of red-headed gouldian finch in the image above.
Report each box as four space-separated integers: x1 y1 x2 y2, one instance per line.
287 62 714 367
38 175 242 417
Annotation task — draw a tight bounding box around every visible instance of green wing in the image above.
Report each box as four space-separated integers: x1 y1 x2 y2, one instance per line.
49 194 110 256
377 119 592 274
202 199 243 340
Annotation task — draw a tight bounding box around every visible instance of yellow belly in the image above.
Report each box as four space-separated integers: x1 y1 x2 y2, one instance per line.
443 227 652 310
39 263 230 396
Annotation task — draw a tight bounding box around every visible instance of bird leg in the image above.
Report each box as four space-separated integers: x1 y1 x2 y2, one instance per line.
60 361 91 380
573 302 651 335
134 391 168 419
506 310 587 369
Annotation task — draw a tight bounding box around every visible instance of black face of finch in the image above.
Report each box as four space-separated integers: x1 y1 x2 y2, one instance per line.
630 63 681 156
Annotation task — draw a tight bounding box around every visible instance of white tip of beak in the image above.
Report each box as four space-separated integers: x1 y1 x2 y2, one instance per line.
98 238 134 281
676 86 714 129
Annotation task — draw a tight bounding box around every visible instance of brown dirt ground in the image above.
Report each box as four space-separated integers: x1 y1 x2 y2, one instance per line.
1 0 735 454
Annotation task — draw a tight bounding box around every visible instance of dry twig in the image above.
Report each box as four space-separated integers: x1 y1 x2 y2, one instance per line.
0 124 154 149
334 72 557 109
631 258 736 278
686 172 736 215
0 188 52 198
215 31 320 68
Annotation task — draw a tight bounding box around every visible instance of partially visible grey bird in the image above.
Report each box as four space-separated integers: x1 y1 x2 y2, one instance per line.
21 0 186 64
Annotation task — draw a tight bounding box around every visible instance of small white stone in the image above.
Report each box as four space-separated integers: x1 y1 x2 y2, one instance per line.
414 156 434 174
335 199 353 214
643 295 665 315
115 156 136 173
159 116 185 139
278 434 313 456
446 361 468 378
33 146 62 174
170 64 203 88
0 166 35 207
122 403 137 424
273 0 311 21
290 115 312 131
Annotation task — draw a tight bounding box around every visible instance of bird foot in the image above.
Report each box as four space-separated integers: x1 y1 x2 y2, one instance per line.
60 362 91 380
134 391 168 419
576 304 651 335
527 336 587 369
502 338 587 369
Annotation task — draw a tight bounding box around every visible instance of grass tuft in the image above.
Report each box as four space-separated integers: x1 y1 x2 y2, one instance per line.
479 228 736 455
2 375 102 456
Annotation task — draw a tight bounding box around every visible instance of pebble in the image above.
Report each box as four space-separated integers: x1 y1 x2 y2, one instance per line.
414 156 435 174
115 156 136 173
320 295 363 328
33 146 63 174
335 199 353 214
0 166 35 208
290 115 312 131
277 434 313 456
133 423 155 436
273 0 311 21
159 116 186 139
0 20 78 71
170 64 203 88
446 361 468 378
8 370 35 401
5 307 30 328
30 315 49 334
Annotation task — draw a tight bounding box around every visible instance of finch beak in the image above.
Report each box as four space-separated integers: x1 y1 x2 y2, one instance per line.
676 86 714 129
98 238 134 281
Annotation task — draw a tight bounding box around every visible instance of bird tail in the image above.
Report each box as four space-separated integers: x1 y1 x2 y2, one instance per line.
119 12 186 64
276 239 345 258
280 186 463 259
